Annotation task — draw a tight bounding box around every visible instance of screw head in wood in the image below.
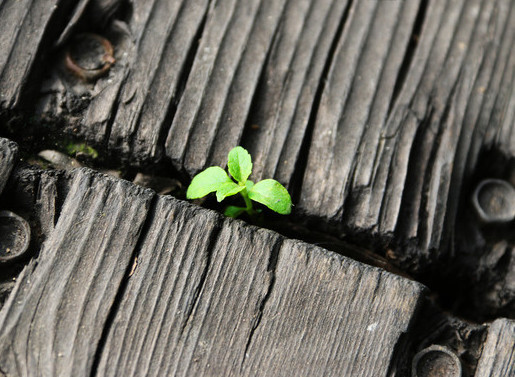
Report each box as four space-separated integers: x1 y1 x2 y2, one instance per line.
0 210 31 263
65 33 115 82
472 179 515 223
412 345 462 377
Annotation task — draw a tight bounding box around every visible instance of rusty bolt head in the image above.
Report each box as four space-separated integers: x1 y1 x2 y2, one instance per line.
412 345 462 377
472 179 515 223
65 33 115 82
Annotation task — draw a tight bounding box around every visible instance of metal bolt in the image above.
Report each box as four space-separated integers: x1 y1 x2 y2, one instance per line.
412 345 462 377
65 33 115 82
0 210 31 263
472 179 515 223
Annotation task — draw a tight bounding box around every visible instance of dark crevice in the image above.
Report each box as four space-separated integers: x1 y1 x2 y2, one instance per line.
241 238 282 370
387 0 429 117
290 0 354 204
149 4 211 165
178 214 222 337
89 193 159 377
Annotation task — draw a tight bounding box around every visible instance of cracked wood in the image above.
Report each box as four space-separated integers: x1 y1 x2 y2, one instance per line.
0 168 153 376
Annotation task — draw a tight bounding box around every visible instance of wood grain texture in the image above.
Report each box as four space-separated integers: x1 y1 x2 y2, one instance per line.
165 0 289 176
241 0 351 188
475 319 515 377
299 0 515 260
101 0 210 162
0 0 77 109
0 168 153 376
97 197 282 376
0 138 18 195
96 196 424 376
241 239 424 377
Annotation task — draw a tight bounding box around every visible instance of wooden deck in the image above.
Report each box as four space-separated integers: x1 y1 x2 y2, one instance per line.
0 0 514 375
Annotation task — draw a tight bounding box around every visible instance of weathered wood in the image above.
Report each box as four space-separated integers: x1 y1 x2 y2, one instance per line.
0 168 153 376
96 197 281 376
474 319 515 377
0 0 78 109
165 0 288 176
96 0 211 161
241 0 351 187
299 0 515 260
240 240 424 377
96 195 424 376
0 138 18 195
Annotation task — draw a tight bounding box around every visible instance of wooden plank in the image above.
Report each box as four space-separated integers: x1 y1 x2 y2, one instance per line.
240 0 351 187
165 0 288 176
0 138 18 195
97 0 210 162
240 239 424 377
96 195 424 376
0 168 153 376
96 197 281 376
0 0 77 109
299 0 515 259
475 319 515 377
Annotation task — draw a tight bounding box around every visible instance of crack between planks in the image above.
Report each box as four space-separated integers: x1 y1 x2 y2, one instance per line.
290 0 355 204
89 192 159 377
131 0 212 164
240 237 282 371
178 213 223 338
387 0 429 117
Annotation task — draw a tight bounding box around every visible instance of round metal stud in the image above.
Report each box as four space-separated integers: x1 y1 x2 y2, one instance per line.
412 345 462 377
0 210 31 263
472 179 515 223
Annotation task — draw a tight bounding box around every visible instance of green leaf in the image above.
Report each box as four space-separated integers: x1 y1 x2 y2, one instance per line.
186 167 232 199
227 146 252 184
216 181 245 202
248 179 292 215
224 206 246 218
245 180 254 191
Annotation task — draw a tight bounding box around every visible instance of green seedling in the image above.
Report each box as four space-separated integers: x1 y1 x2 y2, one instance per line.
64 142 99 159
187 146 292 219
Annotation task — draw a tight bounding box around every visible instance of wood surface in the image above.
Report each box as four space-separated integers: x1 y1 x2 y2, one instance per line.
0 138 18 195
22 0 513 265
0 168 153 376
0 167 425 376
475 319 515 377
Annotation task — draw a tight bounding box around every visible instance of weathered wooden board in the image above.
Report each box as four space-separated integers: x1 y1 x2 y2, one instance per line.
0 168 153 376
96 197 282 376
240 0 352 187
475 319 515 377
240 239 424 377
299 0 515 260
0 138 18 195
0 0 79 109
96 196 424 376
165 0 288 175
91 0 211 162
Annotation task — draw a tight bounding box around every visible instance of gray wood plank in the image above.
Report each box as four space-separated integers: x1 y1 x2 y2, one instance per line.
165 0 288 176
96 196 424 376
0 0 76 109
102 0 210 162
299 0 514 261
97 197 281 376
241 239 424 377
475 319 515 377
0 168 153 376
241 0 351 188
0 138 18 195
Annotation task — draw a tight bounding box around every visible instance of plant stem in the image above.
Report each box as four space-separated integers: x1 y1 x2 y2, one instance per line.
240 189 253 212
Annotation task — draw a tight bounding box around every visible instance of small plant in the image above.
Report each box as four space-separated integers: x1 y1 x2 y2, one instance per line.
64 141 98 159
187 146 292 219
